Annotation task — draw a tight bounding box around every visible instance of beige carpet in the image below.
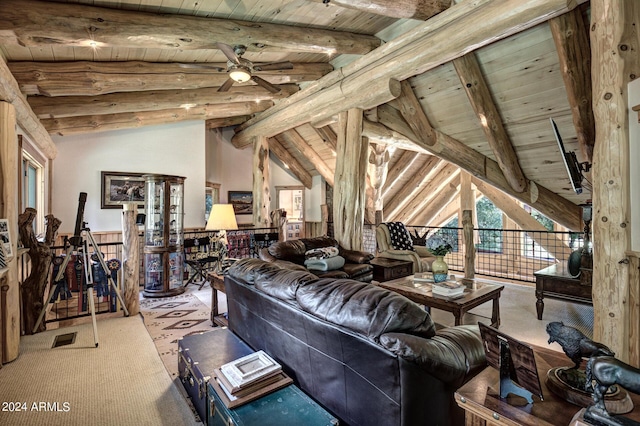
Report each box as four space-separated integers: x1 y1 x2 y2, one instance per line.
0 315 199 426
139 292 214 379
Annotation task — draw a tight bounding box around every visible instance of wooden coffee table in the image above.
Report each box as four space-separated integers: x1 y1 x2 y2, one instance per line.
377 275 504 327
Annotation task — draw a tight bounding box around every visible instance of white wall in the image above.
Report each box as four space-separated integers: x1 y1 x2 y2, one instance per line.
52 121 206 234
628 78 640 252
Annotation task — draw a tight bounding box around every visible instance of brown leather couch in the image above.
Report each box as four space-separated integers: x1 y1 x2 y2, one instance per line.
225 258 487 426
259 236 374 282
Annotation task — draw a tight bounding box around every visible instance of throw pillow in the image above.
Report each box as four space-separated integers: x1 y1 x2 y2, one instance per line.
305 246 339 260
385 222 415 251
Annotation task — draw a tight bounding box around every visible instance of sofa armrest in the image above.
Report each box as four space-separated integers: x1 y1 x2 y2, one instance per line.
413 246 434 258
259 247 278 262
339 248 374 264
379 325 486 388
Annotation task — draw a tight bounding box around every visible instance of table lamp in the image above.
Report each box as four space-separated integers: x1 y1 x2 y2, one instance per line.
205 204 238 272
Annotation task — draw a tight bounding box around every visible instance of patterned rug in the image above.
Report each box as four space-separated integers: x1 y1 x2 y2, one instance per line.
140 292 213 379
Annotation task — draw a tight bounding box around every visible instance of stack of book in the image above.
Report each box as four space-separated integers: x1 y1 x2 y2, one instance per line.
212 350 293 408
431 280 465 298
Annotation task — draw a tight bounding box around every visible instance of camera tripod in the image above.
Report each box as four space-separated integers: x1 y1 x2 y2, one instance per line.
33 225 130 347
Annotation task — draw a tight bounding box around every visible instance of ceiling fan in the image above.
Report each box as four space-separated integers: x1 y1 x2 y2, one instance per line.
216 43 293 93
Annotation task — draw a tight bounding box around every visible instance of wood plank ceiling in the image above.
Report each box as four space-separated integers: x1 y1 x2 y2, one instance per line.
0 0 593 230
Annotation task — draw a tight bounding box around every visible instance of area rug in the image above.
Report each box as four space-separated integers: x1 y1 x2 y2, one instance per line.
140 293 214 379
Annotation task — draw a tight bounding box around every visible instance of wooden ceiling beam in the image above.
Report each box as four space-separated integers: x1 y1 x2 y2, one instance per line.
0 56 56 158
408 177 461 227
279 129 335 187
382 150 423 198
453 53 527 193
314 125 338 153
41 101 273 136
385 156 442 219
0 0 380 55
374 103 582 230
28 85 299 119
308 0 450 20
9 61 333 97
394 164 459 224
549 5 594 163
206 116 250 130
233 0 584 147
268 137 313 189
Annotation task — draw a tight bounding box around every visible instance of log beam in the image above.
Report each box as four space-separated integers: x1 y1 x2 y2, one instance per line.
453 53 527 192
0 0 380 55
206 116 250 130
10 61 332 97
382 150 423 198
268 137 313 189
591 0 636 362
279 129 335 187
308 0 450 21
314 126 338 153
42 101 273 136
28 85 299 119
549 5 595 162
0 56 56 159
407 177 460 227
385 156 442 219
234 0 585 147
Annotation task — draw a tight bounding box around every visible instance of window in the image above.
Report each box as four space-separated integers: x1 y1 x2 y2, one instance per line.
20 138 46 237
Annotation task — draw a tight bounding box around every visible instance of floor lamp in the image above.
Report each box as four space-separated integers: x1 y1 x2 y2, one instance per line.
205 204 238 273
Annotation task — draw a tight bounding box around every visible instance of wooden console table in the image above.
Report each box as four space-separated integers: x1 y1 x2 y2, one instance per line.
206 272 228 327
455 345 640 425
534 264 592 320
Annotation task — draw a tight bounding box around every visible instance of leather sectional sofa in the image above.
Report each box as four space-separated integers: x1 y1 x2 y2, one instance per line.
259 236 374 282
225 258 487 426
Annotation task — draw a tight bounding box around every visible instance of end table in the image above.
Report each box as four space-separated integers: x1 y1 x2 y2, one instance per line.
207 272 228 327
369 257 413 282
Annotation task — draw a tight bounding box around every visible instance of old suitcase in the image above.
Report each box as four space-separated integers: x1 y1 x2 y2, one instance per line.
208 383 339 426
178 328 253 424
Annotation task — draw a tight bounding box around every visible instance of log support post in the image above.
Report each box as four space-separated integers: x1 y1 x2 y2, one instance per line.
462 210 476 280
252 136 271 228
121 203 140 316
333 109 367 251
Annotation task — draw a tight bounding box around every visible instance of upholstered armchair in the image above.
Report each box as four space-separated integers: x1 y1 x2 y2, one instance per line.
376 223 435 273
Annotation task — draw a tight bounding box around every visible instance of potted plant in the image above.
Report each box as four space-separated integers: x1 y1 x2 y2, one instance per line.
427 236 453 283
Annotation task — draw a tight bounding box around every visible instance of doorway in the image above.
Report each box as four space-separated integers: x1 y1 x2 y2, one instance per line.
277 186 304 240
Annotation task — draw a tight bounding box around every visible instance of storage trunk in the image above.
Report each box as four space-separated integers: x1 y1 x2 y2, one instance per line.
208 382 339 426
178 328 253 423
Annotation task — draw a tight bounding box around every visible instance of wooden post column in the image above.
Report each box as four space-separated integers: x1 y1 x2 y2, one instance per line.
121 203 140 316
591 0 638 362
333 109 367 251
367 143 389 226
462 210 476 280
0 102 20 362
252 135 271 228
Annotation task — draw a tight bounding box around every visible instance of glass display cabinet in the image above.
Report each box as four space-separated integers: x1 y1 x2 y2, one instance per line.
142 174 186 297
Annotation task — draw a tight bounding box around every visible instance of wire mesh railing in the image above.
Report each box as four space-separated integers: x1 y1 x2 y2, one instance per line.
406 225 584 283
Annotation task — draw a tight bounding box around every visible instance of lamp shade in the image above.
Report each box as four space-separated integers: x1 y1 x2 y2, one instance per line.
206 204 238 231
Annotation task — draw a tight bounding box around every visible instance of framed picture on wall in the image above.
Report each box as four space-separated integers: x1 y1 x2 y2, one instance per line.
101 171 146 209
228 191 253 215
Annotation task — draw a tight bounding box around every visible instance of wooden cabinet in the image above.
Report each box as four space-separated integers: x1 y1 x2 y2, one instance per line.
370 257 413 282
142 174 186 298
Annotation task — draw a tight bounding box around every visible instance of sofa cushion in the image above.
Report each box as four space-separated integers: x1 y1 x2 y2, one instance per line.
227 258 283 284
385 222 415 251
296 279 436 341
254 268 319 303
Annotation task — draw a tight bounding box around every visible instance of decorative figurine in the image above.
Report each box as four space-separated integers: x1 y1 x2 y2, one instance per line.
547 322 615 368
584 356 640 426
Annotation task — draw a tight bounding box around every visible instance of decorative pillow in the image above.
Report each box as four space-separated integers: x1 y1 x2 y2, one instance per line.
305 247 339 260
304 256 345 271
385 222 415 251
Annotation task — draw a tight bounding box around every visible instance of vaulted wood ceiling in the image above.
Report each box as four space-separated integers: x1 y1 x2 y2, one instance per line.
0 0 593 231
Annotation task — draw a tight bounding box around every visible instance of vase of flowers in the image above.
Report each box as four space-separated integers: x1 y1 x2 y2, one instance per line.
427 236 453 283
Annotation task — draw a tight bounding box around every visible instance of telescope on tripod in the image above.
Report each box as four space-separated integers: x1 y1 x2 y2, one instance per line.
34 192 129 346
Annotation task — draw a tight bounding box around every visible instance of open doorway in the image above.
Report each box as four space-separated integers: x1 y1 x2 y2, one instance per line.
277 186 304 240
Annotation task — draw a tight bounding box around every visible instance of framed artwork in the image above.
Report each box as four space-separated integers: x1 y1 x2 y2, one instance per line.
228 191 253 215
101 171 146 209
0 218 12 258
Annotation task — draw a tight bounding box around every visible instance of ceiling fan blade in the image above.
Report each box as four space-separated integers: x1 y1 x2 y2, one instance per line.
251 76 282 94
253 61 294 71
217 78 235 92
216 42 241 64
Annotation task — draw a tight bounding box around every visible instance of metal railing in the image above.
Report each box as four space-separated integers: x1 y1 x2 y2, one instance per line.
406 225 584 283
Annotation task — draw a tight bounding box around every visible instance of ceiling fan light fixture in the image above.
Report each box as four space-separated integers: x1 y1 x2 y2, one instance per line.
229 65 251 83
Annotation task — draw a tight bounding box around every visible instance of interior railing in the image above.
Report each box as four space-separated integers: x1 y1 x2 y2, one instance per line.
405 225 584 283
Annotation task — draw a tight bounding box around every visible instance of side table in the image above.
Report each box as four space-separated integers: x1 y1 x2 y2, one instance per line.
369 257 413 282
207 272 227 327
